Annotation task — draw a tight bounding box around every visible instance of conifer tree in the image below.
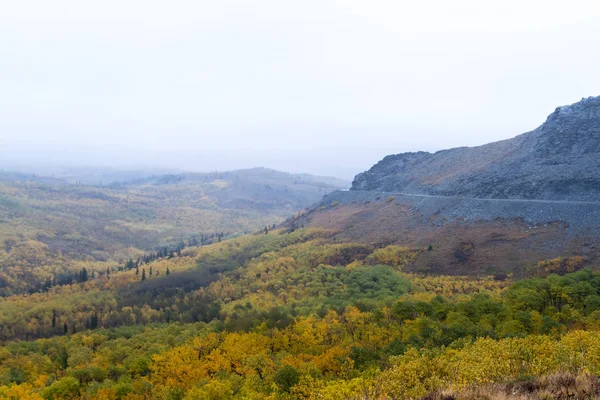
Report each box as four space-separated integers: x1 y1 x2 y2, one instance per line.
91 311 98 329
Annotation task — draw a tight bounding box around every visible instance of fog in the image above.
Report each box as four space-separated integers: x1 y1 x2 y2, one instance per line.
1 0 599 179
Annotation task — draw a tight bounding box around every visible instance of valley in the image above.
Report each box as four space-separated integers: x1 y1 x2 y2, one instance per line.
0 168 347 296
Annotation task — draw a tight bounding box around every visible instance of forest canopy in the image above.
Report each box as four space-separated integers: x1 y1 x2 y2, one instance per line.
0 223 598 399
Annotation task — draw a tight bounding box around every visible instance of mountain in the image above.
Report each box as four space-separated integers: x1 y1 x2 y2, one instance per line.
293 97 600 275
352 96 600 201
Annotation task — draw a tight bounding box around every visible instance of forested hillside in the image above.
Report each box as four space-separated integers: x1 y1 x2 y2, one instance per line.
1 225 599 399
0 168 346 296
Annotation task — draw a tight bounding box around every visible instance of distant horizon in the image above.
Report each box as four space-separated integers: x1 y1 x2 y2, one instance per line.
2 1 599 181
3 94 597 181
0 161 355 183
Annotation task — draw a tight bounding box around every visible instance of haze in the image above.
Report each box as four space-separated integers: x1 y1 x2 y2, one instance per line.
1 0 599 179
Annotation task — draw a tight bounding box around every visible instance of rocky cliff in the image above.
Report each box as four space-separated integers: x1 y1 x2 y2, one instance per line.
352 96 600 201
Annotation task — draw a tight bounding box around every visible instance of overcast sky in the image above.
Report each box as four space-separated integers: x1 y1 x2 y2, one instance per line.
1 1 599 179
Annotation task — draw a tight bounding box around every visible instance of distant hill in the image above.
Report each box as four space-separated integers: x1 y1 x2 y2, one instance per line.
107 167 349 209
0 167 347 295
352 96 600 201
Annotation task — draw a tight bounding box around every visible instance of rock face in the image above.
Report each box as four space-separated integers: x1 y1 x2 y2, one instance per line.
352 96 600 201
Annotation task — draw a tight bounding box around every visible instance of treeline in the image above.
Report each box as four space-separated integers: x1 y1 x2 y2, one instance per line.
120 232 228 270
30 268 100 294
27 233 230 296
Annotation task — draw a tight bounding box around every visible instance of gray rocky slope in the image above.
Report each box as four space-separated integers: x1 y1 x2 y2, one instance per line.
352 96 600 201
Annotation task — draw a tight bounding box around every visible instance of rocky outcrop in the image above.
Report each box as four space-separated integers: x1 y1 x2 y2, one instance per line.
352 96 600 201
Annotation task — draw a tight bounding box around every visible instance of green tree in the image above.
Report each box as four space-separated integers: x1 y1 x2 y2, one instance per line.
42 376 79 400
274 365 300 393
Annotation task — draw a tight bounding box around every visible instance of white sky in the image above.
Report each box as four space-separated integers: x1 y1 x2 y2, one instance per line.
1 0 599 179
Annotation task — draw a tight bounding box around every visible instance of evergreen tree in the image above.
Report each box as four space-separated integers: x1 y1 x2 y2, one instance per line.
141 268 146 281
166 267 170 276
136 265 139 276
52 310 56 328
149 266 153 276
64 322 68 335
91 311 98 329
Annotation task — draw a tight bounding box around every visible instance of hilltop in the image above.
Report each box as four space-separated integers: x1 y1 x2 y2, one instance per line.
352 96 600 201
